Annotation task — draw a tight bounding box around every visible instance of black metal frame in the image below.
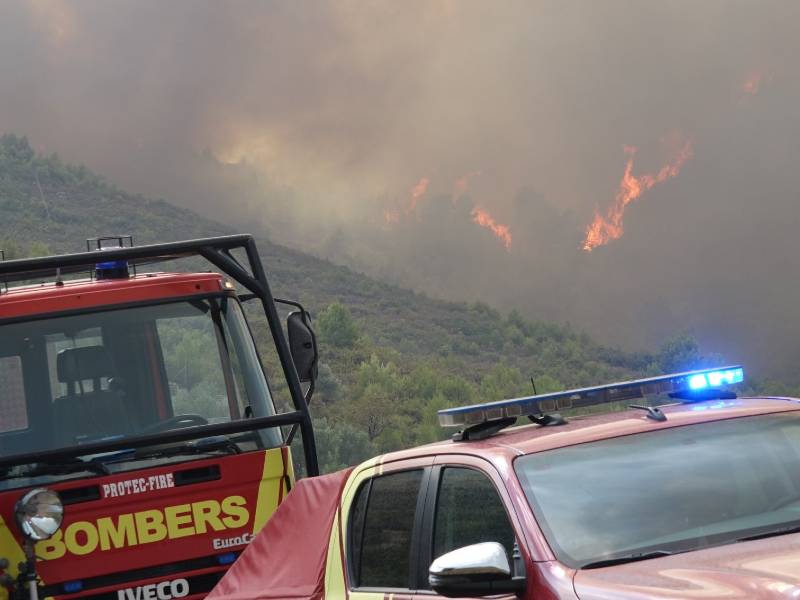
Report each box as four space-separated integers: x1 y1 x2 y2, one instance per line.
274 297 318 445
0 234 319 476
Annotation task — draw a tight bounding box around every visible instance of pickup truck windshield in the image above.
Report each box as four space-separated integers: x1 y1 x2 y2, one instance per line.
515 411 800 568
0 295 281 481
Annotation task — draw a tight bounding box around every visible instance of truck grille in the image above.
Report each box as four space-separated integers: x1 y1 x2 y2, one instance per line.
40 552 240 599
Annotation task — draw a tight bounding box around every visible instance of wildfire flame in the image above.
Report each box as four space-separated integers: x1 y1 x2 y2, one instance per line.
582 140 693 252
386 175 511 251
742 71 763 95
471 207 512 250
408 177 430 213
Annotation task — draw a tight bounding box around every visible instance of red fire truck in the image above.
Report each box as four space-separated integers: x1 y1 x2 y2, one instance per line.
0 235 320 600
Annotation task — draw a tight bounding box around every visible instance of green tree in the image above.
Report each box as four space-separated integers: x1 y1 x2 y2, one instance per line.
27 241 50 258
479 364 529 402
0 239 22 260
314 418 377 473
654 334 703 373
317 302 359 348
0 134 34 163
315 362 342 403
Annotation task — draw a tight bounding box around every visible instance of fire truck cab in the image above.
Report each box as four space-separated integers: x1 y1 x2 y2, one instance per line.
0 236 319 600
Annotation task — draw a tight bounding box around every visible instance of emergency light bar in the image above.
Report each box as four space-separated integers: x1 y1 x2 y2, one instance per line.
438 366 744 428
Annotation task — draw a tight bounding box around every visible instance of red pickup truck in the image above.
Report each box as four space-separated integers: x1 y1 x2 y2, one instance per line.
210 366 800 599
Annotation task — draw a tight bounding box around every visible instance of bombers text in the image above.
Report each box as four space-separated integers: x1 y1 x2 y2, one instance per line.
37 495 249 560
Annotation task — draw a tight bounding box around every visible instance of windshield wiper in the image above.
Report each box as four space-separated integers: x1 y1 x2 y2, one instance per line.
2 437 239 481
736 524 800 542
3 458 110 481
96 435 241 464
581 550 672 569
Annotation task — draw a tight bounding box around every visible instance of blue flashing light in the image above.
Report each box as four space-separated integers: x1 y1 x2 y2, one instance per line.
438 365 745 428
96 259 128 270
689 374 708 390
708 368 744 386
216 552 237 565
689 368 744 390
95 258 130 280
63 581 83 594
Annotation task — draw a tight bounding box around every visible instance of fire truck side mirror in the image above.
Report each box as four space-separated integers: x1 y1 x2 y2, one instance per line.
287 311 318 383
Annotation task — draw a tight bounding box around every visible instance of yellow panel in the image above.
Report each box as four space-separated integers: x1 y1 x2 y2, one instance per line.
323 511 345 600
324 459 385 600
252 447 288 533
0 515 52 600
0 515 25 579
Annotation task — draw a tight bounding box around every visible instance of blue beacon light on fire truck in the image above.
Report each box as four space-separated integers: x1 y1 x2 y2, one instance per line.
90 236 134 280
438 366 746 429
95 258 130 280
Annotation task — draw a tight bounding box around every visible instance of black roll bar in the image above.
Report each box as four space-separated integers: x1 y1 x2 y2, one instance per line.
0 413 305 470
0 235 319 476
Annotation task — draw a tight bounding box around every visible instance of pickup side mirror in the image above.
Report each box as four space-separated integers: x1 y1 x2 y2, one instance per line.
429 542 526 598
287 310 318 383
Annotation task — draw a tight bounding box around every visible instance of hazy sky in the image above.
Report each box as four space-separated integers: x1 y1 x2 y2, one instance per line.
2 1 799 379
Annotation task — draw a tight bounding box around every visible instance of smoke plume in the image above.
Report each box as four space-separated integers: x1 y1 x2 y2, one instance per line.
2 1 800 379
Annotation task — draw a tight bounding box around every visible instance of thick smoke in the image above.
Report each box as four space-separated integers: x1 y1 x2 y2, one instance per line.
1 1 799 379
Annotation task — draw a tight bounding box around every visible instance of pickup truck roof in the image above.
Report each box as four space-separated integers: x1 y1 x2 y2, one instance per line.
378 396 800 464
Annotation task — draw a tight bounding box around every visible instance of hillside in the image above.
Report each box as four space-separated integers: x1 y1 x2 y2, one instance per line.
0 134 723 471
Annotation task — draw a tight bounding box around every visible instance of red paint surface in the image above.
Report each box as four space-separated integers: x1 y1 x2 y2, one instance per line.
574 532 800 599
0 273 225 320
208 469 353 600
0 451 269 592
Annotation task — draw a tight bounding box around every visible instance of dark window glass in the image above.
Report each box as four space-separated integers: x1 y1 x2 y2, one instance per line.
349 480 370 584
433 468 515 562
0 356 27 432
357 470 423 589
0 299 279 459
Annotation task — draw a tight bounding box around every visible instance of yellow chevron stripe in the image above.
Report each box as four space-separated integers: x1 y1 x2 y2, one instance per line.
1 515 53 600
252 447 287 533
0 514 25 579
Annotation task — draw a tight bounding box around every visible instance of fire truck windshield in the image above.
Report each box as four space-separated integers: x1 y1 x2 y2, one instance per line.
0 295 282 485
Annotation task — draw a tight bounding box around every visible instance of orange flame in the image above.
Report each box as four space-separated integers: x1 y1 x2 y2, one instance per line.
471 207 512 250
582 141 693 252
742 71 763 95
408 177 430 213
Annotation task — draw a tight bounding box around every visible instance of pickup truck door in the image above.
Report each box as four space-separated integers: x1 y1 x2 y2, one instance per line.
325 456 434 600
413 455 526 600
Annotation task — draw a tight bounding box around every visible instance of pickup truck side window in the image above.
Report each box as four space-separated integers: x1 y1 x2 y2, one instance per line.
433 467 515 561
350 469 423 589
